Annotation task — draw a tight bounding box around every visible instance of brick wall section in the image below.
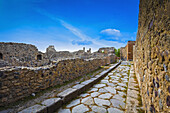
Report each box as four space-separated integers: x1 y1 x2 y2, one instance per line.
120 41 135 61
133 0 169 112
120 46 127 60
127 41 135 61
0 57 114 106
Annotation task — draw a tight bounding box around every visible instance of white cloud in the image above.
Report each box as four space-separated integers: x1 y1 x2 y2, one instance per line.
100 28 121 36
33 9 126 51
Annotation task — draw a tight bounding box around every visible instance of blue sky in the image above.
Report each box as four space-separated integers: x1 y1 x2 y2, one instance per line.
0 0 139 52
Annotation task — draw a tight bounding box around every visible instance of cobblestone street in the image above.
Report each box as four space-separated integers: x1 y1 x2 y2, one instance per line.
57 61 143 113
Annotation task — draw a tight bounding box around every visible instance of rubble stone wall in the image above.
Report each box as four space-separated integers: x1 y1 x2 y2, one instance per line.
120 46 127 60
127 41 135 61
0 57 112 106
0 42 38 66
133 0 169 112
0 42 49 67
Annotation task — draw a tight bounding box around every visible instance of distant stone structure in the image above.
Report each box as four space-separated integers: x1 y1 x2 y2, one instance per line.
120 41 135 61
133 0 169 112
0 42 49 67
98 47 115 54
120 47 127 60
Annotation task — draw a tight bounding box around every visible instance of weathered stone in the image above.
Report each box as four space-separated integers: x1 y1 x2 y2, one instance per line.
98 88 109 93
18 104 47 113
94 98 110 106
93 84 106 88
41 98 62 112
58 108 71 113
110 99 125 109
91 92 100 97
104 86 116 94
57 88 78 103
79 93 89 97
98 93 112 99
81 97 94 105
112 94 125 101
66 99 80 108
91 106 107 113
108 108 124 113
72 104 89 113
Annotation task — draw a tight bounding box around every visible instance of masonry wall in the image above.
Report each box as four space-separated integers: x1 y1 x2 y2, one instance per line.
0 42 49 67
133 0 169 112
0 57 113 106
120 46 127 60
127 41 135 61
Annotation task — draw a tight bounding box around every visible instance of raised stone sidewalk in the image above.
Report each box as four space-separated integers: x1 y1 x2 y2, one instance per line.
125 63 143 113
18 62 121 113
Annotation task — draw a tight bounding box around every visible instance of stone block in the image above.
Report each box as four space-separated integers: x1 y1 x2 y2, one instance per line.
57 88 78 103
41 98 62 113
18 104 47 113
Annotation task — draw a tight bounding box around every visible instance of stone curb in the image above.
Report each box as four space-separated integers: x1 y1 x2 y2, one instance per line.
19 61 121 113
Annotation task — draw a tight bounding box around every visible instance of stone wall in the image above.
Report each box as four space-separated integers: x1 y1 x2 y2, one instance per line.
0 57 113 106
120 41 135 61
120 46 127 60
0 42 49 67
127 41 135 61
133 0 169 112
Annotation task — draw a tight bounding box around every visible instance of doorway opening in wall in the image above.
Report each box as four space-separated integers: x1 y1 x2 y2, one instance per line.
37 54 42 60
0 53 3 59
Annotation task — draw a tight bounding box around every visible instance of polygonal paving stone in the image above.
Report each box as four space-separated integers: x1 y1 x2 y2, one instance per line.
110 99 125 109
112 94 125 101
91 106 107 113
66 99 80 108
72 104 89 113
91 92 100 97
80 93 89 97
93 84 106 88
98 93 112 99
118 91 126 97
104 76 110 79
122 73 128 76
58 108 71 113
116 86 126 91
107 83 116 87
110 76 119 79
98 88 109 93
104 87 116 94
110 80 119 84
108 73 113 76
108 108 124 113
117 83 127 87
89 88 98 92
81 97 94 105
100 80 108 83
94 98 110 106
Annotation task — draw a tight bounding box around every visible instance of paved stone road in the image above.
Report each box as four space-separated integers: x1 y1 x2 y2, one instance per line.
56 62 143 113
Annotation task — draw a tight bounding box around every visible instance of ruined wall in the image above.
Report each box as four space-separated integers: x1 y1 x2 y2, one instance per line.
133 0 169 112
0 57 112 106
120 41 135 61
0 42 49 67
120 46 127 60
127 41 135 61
